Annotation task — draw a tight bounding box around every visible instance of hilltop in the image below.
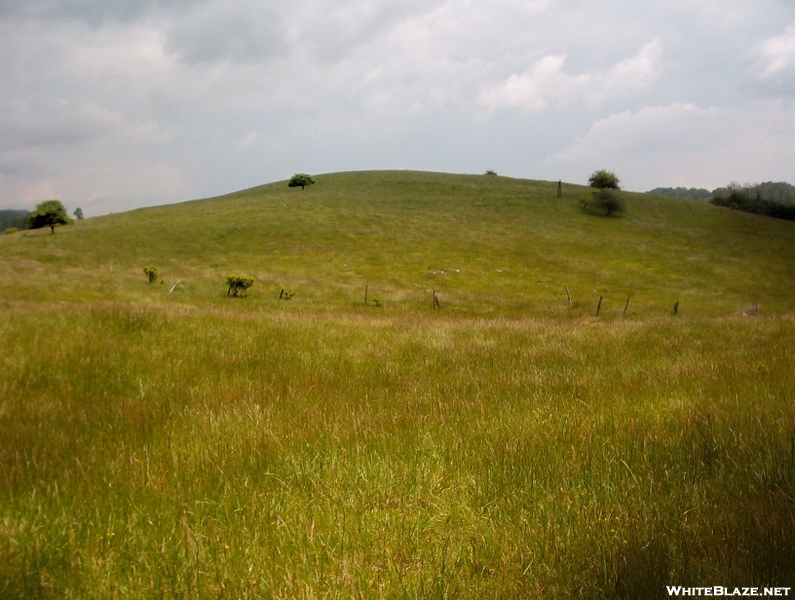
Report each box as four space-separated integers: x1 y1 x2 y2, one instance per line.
2 170 794 318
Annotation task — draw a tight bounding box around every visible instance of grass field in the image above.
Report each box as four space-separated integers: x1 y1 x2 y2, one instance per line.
2 171 795 597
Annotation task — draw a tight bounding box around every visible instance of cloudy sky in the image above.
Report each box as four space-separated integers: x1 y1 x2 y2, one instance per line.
2 1 794 215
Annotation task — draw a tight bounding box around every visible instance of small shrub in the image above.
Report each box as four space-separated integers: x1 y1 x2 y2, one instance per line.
591 188 625 217
4 227 19 235
226 274 254 297
485 170 497 176
143 267 158 283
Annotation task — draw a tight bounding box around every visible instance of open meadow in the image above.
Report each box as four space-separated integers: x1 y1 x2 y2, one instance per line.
2 171 795 597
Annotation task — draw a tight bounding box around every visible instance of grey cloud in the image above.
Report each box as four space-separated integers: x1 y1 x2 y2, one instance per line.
2 1 795 212
161 0 447 65
0 0 198 26
298 0 447 63
1 98 119 147
165 3 286 64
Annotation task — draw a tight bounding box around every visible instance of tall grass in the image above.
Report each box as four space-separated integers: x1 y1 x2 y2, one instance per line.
1 304 794 597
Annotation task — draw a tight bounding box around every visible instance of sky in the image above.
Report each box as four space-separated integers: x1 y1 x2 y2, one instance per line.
1 1 794 216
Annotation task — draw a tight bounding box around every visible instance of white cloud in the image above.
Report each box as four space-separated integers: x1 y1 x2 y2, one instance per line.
478 39 662 112
547 101 795 191
758 23 795 80
238 131 258 149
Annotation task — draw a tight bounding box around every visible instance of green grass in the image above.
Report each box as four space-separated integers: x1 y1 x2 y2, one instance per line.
1 171 795 597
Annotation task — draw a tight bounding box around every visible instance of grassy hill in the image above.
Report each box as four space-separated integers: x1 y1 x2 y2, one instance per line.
2 170 794 316
1 171 795 598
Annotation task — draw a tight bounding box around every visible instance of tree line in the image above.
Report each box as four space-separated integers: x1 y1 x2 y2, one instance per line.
709 182 795 221
0 209 29 233
649 181 795 222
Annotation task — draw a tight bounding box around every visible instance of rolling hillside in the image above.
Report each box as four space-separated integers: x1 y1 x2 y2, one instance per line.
2 170 794 318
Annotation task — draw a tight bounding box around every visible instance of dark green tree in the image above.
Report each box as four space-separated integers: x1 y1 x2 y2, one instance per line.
588 169 621 190
73 207 84 220
288 174 316 190
27 200 72 234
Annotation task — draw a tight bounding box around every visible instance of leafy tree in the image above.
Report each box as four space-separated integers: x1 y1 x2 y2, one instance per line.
226 274 254 297
288 174 316 190
485 170 497 176
74 207 84 220
27 200 72 234
143 267 158 283
592 188 625 217
588 169 621 190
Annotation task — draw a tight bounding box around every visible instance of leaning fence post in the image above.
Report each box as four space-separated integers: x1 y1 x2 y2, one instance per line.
566 286 572 307
623 295 630 317
596 295 603 317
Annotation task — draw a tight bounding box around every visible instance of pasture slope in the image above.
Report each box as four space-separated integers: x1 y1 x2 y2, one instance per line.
1 171 795 598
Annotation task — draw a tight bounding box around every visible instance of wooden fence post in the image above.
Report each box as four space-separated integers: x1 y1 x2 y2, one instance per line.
596 295 603 317
566 286 572 307
623 295 630 317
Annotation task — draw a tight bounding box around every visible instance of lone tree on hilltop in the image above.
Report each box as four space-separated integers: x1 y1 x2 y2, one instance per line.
288 174 315 190
28 200 73 234
73 207 84 220
588 169 621 190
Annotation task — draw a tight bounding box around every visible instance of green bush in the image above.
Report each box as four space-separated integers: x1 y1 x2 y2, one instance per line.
226 274 254 297
588 169 621 190
591 188 625 217
143 267 158 283
4 227 19 235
